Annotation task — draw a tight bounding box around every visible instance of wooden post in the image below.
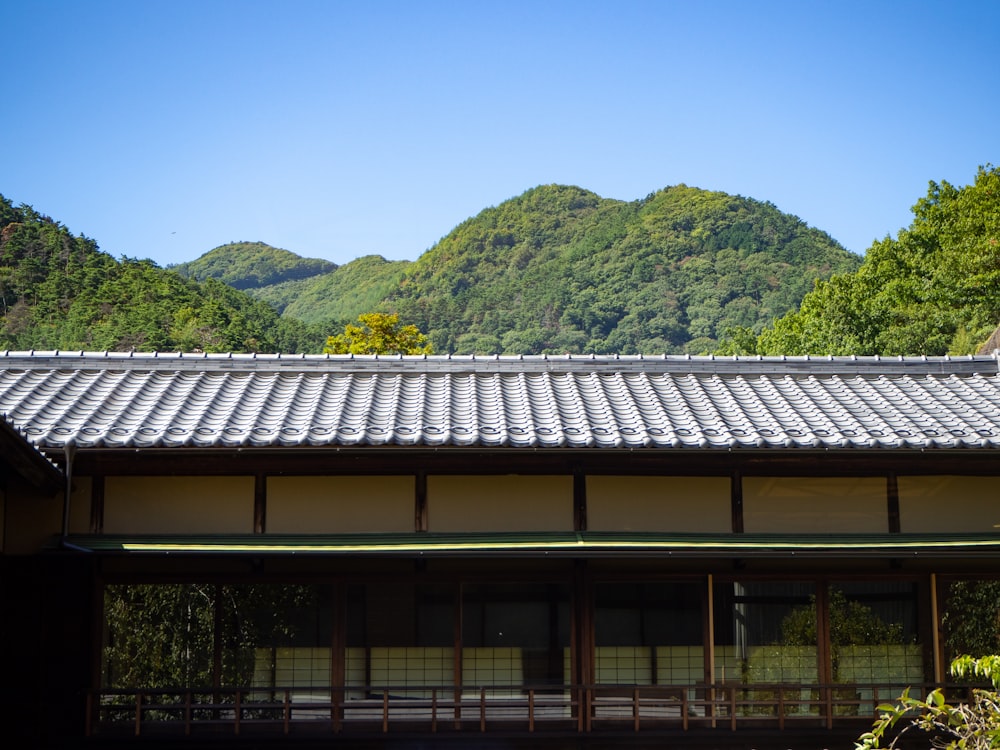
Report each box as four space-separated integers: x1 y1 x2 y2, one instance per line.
331 583 346 733
479 687 486 732
573 470 587 531
930 573 943 683
706 574 716 728
886 473 900 533
633 686 640 732
453 582 463 729
253 473 266 533
89 475 105 533
135 691 142 736
415 470 428 531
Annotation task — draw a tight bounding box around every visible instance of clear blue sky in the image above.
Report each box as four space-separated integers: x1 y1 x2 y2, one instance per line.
4 0 998 267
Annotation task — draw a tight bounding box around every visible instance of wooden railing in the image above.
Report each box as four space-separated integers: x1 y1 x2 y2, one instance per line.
87 682 978 738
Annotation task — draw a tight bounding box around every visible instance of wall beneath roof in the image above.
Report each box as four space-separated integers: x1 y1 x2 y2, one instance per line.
104 476 255 533
898 476 1000 532
587 476 731 532
267 476 415 533
742 477 888 533
428 475 573 531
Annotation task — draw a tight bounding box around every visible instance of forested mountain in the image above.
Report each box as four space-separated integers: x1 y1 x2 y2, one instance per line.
0 196 325 352
281 255 411 323
737 164 1000 356
192 184 857 354
171 242 336 290
170 242 338 315
1 181 863 355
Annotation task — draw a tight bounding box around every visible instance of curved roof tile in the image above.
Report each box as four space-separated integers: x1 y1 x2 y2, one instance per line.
1 351 999 451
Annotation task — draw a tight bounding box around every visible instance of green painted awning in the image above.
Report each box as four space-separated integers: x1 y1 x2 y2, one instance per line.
59 531 1000 558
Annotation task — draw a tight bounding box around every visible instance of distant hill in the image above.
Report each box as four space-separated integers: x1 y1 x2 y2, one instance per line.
281 255 411 324
245 184 857 354
2 182 861 355
171 242 336 290
0 197 324 353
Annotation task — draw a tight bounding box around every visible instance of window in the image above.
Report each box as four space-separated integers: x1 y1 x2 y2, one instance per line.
346 583 455 698
713 581 818 685
462 583 570 694
594 581 704 685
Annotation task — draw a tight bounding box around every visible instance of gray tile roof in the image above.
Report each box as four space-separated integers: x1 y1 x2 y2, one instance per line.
2 351 999 451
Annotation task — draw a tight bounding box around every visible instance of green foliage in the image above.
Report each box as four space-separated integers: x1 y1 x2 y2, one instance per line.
781 589 905 648
943 582 1000 658
754 165 1000 356
856 656 1000 750
171 241 336 290
360 183 857 354
323 312 432 355
1 181 860 356
282 255 410 324
103 583 316 689
0 195 325 353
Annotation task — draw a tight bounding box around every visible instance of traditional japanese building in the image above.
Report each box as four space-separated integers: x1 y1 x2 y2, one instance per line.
2 350 999 749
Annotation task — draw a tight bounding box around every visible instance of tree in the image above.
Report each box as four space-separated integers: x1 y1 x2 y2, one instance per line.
857 656 1000 750
943 581 1000 658
323 312 432 355
780 589 904 649
753 165 1000 356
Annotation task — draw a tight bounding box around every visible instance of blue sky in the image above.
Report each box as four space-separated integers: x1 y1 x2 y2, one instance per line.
4 1 998 267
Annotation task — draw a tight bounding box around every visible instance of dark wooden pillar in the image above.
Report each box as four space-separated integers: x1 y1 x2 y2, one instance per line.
887 472 900 533
253 473 266 533
415 470 428 531
573 470 587 531
89 475 105 533
731 471 744 533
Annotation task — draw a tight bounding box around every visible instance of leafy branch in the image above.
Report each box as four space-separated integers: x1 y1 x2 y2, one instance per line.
857 656 1000 750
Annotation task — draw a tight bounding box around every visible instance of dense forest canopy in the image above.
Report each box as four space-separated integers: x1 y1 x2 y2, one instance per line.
218 183 858 355
4 167 994 357
736 164 1000 356
171 242 336 290
0 196 325 353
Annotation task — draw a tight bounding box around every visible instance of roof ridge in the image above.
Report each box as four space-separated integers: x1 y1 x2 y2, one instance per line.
0 349 997 377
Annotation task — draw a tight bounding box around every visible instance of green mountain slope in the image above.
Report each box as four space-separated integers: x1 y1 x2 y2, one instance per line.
372 184 860 354
0 196 324 353
282 255 412 324
1 181 862 355
171 241 336 290
747 165 1000 356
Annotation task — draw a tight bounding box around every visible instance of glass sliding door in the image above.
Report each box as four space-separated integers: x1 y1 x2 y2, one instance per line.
828 581 923 713
222 584 333 695
594 581 704 687
461 583 570 696
713 581 818 686
345 583 455 699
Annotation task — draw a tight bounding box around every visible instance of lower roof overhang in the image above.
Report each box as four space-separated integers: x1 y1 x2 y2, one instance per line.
57 531 1000 559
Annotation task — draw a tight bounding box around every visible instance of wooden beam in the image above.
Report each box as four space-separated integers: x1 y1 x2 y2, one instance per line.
71 446 1000 479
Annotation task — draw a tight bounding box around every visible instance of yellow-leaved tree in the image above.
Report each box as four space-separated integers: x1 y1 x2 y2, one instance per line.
323 313 433 355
